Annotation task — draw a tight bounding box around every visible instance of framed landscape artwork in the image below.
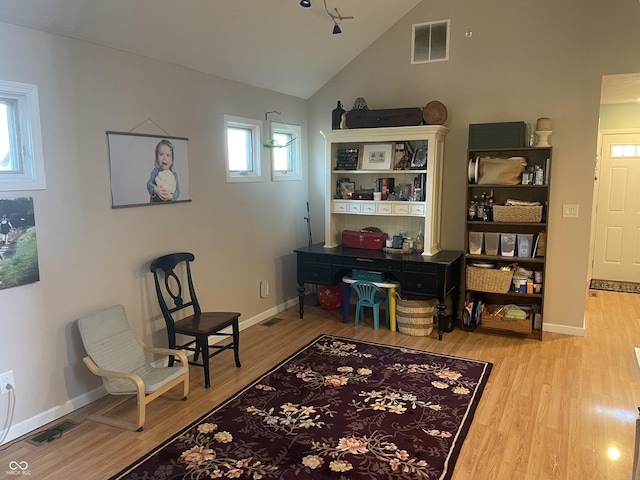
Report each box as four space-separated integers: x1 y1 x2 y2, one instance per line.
0 196 39 290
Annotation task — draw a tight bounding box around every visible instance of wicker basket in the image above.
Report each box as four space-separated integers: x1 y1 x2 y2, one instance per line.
466 266 513 293
396 298 438 336
492 205 543 223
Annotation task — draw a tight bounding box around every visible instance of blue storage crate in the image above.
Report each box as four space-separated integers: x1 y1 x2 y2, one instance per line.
352 270 386 282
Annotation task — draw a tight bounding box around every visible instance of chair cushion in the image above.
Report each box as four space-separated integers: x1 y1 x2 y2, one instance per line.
78 304 187 394
106 364 188 395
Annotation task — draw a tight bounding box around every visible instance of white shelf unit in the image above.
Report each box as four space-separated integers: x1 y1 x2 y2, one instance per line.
321 125 449 255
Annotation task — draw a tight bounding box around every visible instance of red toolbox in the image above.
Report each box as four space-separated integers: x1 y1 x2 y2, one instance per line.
341 229 388 250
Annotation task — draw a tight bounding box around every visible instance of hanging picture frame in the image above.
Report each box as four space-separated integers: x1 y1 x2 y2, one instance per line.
107 132 191 208
0 196 40 290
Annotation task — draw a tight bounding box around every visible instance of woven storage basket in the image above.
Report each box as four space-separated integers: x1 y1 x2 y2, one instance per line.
492 205 543 223
396 298 438 336
466 266 513 293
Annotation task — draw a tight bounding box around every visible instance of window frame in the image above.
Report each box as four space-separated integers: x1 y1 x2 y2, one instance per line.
224 115 263 183
269 122 301 182
0 80 46 191
411 19 451 64
610 143 640 158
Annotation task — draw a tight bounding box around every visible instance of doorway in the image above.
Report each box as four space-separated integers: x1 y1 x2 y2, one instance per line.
592 132 640 281
591 73 640 282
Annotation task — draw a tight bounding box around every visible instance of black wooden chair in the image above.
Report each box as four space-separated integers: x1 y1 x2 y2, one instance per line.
150 252 241 388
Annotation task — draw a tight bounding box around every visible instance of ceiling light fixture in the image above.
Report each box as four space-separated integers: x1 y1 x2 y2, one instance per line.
323 0 353 35
300 0 311 7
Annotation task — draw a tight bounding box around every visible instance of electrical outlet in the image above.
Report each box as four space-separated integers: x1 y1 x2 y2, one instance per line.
260 280 269 298
0 370 15 395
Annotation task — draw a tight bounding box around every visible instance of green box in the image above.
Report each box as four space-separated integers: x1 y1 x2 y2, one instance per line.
352 270 385 282
468 121 526 149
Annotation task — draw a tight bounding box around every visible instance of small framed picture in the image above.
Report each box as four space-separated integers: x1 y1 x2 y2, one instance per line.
359 143 393 170
411 144 428 169
340 181 356 199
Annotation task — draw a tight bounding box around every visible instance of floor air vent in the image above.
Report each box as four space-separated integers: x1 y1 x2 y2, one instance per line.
26 420 80 446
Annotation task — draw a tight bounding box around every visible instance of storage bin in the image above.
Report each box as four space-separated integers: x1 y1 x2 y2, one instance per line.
500 233 516 257
468 121 526 149
396 298 438 336
484 232 500 255
493 205 543 223
466 266 514 294
352 270 386 282
481 304 532 334
468 231 484 254
512 276 528 293
517 234 534 257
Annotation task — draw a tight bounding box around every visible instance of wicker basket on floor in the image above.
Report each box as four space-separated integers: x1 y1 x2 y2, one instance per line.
396 297 438 336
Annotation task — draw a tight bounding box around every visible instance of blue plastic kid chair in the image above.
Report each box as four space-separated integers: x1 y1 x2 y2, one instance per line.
351 280 389 329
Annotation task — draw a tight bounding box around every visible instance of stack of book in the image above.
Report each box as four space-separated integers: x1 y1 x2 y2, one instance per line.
335 148 359 170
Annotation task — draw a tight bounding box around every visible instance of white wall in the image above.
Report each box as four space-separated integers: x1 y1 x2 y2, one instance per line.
0 22 308 441
308 0 640 337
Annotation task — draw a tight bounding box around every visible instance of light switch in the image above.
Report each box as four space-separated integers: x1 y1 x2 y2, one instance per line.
563 204 579 218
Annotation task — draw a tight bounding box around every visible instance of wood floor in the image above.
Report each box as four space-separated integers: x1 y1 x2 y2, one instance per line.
1 289 639 479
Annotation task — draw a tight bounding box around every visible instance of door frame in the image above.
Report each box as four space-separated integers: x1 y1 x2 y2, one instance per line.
588 127 640 280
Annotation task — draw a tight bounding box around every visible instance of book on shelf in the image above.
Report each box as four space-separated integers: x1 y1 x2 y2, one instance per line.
535 232 546 257
377 177 394 199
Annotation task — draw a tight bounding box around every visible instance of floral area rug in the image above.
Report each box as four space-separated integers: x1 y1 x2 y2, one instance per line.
110 334 492 480
590 278 640 294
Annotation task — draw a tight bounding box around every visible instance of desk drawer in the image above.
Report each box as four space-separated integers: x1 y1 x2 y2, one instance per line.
403 263 438 275
338 257 401 273
298 262 332 284
402 272 438 296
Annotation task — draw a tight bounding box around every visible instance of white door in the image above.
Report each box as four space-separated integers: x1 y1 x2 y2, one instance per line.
592 132 640 281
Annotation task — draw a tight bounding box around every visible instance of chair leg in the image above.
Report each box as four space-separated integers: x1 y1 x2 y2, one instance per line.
385 295 390 326
373 305 380 330
354 304 361 326
198 336 211 389
87 395 142 432
232 319 241 368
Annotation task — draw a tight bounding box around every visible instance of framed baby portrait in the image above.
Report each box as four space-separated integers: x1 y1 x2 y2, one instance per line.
106 131 191 208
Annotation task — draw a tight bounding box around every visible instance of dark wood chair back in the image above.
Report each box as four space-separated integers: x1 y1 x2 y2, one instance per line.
150 252 241 388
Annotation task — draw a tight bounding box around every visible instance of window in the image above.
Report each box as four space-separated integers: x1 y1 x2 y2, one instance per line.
610 144 640 158
411 19 450 64
269 122 301 181
0 80 45 191
224 115 262 182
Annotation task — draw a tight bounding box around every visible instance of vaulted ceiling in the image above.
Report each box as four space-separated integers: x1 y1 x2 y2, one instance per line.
0 0 422 99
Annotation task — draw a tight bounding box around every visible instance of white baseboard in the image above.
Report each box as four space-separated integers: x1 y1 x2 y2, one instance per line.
0 297 300 446
1 386 107 445
543 322 585 337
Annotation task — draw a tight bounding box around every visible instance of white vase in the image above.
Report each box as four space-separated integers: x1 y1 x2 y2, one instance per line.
535 130 552 147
